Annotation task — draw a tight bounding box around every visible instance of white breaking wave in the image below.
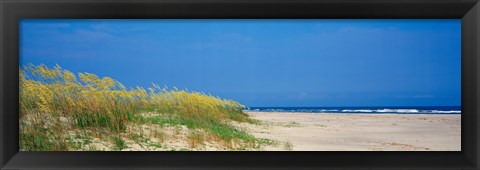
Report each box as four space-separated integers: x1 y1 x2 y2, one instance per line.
431 110 461 114
375 109 419 113
342 109 374 113
341 109 420 113
338 109 459 114
246 108 461 114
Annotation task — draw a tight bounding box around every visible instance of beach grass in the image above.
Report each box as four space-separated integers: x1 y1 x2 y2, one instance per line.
19 63 266 151
284 141 293 150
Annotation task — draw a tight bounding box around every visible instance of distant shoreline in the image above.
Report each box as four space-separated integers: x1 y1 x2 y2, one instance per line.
243 106 461 114
244 110 461 115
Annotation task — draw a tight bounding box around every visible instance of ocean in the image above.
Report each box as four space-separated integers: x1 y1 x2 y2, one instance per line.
246 106 461 114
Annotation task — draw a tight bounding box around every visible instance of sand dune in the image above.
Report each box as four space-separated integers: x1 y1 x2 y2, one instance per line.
234 112 461 151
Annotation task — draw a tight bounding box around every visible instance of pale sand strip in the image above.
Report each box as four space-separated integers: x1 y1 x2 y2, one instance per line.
236 111 461 151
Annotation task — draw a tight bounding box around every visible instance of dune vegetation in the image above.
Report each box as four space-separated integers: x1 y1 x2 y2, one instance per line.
19 64 271 151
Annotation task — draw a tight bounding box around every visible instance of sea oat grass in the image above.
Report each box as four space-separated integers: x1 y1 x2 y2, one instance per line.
19 64 264 151
187 130 205 148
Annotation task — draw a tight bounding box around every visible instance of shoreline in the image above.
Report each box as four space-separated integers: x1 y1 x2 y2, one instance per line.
245 110 461 115
234 111 461 151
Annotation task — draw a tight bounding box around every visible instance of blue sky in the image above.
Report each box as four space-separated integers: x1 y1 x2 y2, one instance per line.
20 19 461 107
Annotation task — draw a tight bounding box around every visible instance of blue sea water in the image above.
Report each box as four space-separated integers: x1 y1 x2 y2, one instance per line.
246 106 461 114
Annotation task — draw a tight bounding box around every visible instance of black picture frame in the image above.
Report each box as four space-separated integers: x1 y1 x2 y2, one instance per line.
1 0 479 169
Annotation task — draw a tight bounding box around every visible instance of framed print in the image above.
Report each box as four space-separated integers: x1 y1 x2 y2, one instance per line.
1 0 479 169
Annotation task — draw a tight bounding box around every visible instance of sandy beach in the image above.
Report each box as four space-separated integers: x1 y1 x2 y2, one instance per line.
234 112 461 151
45 111 461 151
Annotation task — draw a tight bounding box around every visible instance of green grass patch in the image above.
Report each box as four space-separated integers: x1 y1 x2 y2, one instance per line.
142 113 258 148
19 121 67 151
112 136 127 151
257 138 279 146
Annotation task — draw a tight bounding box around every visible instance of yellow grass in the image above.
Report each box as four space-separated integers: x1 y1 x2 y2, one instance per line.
19 63 257 151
